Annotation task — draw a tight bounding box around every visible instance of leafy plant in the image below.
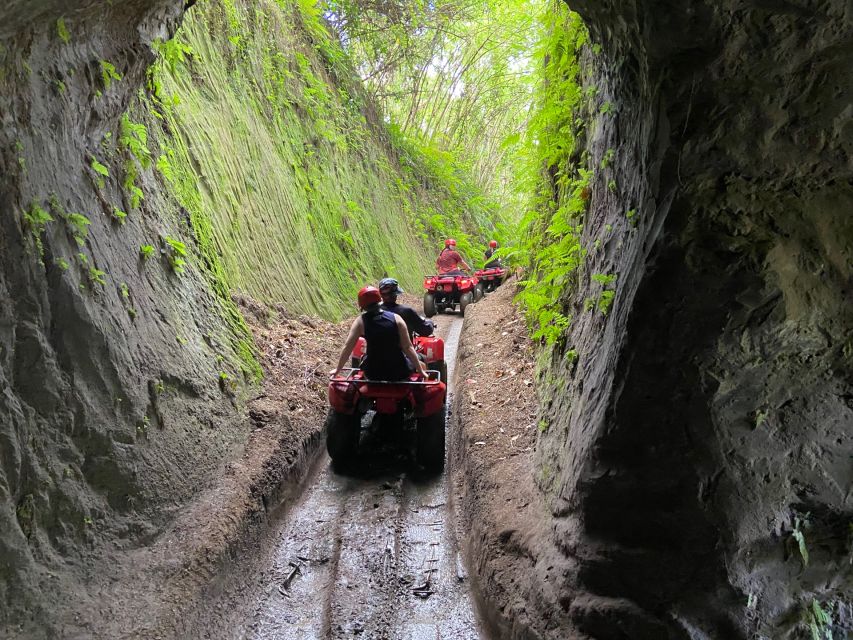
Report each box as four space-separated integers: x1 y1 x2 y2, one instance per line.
152 37 193 74
119 114 151 168
119 282 129 298
56 17 70 44
599 100 614 115
56 257 69 272
123 162 144 209
23 202 53 256
600 148 615 169
139 244 155 259
591 273 616 286
100 60 121 89
90 157 109 178
806 599 832 640
164 235 187 274
111 207 127 224
792 515 810 569
88 267 106 286
64 212 91 246
90 156 109 189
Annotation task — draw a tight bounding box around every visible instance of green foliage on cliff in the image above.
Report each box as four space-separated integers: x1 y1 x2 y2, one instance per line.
514 2 590 344
138 0 495 330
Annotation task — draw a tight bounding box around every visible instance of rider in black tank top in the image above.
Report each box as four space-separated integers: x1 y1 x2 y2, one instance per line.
362 308 411 380
332 286 428 381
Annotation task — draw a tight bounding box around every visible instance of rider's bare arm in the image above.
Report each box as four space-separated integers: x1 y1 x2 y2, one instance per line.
396 316 427 376
334 316 364 374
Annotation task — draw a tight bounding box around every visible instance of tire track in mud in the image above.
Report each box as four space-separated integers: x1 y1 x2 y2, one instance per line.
240 315 483 640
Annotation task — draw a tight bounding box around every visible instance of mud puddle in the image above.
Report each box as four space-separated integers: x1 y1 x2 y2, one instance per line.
225 315 485 639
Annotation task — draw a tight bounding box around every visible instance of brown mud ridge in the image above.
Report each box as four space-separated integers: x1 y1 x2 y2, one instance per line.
450 281 579 639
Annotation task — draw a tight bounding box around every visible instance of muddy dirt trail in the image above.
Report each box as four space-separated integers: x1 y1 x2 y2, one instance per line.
217 315 489 639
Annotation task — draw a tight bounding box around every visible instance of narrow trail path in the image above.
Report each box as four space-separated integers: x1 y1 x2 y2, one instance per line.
232 316 486 639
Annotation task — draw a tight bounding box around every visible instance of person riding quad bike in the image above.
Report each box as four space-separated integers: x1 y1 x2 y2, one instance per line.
327 286 446 471
378 277 435 337
436 238 471 276
334 286 428 381
484 240 501 269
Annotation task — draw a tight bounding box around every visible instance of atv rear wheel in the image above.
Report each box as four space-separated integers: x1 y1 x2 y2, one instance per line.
325 409 360 468
416 406 446 471
459 291 474 314
423 293 437 318
474 283 484 302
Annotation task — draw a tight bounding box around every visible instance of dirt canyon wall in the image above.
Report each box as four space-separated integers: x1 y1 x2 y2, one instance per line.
0 1 473 635
530 0 852 637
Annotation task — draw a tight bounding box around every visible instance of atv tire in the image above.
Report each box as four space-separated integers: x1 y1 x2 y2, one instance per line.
459 291 474 315
325 409 360 468
474 283 484 302
416 406 446 471
424 293 437 318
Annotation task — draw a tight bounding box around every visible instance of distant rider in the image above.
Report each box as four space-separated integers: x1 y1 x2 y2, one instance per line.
378 277 435 337
484 240 501 269
436 238 470 276
334 286 428 380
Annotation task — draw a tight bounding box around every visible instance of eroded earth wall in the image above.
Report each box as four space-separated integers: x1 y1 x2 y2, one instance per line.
533 0 852 637
0 0 451 636
0 1 264 635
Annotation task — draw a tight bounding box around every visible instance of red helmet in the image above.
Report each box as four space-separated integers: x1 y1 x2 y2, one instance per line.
357 285 381 309
444 238 456 248
489 240 498 248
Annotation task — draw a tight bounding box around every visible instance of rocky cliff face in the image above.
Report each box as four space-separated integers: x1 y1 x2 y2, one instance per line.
0 1 266 634
532 0 852 637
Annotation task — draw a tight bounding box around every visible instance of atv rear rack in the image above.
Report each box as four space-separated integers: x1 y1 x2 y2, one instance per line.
330 368 442 385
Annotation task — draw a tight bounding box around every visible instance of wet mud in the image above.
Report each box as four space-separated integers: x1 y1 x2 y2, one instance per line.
216 316 488 639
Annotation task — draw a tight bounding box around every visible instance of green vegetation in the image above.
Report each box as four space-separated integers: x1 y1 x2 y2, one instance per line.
64 213 91 246
513 4 590 345
806 599 832 640
88 267 107 286
100 60 122 89
140 0 495 324
56 18 70 44
139 244 155 259
125 0 508 382
23 202 53 256
792 515 810 568
163 236 187 274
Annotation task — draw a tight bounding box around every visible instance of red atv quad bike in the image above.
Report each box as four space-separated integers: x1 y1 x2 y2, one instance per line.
422 273 482 317
473 265 509 293
326 369 446 471
350 334 448 387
